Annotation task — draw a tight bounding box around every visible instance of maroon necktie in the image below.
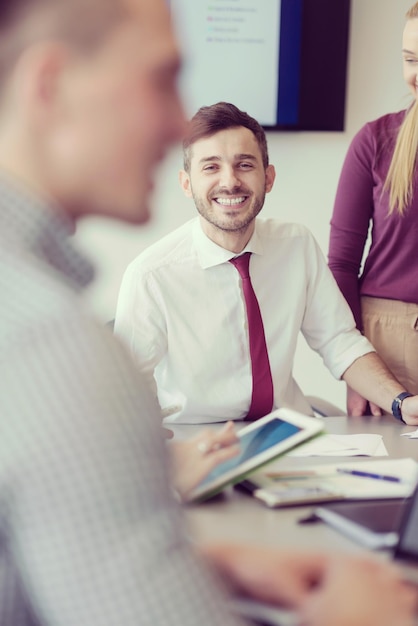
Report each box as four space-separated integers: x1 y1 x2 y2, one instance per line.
230 252 274 420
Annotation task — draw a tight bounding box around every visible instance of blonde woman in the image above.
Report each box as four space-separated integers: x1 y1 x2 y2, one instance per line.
329 2 418 416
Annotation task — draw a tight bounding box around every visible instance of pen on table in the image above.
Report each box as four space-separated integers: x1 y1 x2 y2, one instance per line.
337 468 401 483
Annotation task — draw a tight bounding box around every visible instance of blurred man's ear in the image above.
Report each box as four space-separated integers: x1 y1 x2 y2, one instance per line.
179 169 193 198
14 42 70 126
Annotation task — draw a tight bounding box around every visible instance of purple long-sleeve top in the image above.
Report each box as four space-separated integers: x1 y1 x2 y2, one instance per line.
328 109 418 330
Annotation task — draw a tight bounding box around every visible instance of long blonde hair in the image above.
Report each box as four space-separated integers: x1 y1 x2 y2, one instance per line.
385 2 418 215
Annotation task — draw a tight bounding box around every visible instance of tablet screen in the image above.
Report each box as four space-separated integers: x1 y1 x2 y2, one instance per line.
199 418 301 487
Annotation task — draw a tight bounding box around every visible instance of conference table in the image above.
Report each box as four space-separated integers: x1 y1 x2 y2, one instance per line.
171 415 418 554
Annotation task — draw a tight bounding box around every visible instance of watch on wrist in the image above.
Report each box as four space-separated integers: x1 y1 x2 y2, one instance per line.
391 392 413 424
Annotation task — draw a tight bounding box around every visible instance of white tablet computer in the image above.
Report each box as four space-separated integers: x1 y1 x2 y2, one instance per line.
187 408 325 503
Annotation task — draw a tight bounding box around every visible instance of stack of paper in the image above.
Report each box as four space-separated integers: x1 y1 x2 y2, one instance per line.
244 458 418 508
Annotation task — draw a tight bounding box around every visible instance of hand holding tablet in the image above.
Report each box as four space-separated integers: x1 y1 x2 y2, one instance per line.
170 421 240 501
187 409 325 503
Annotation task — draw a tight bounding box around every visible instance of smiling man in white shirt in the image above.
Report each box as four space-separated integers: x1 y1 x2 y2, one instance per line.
115 101 418 426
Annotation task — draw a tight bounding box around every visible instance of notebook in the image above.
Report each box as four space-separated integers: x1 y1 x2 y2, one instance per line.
312 481 418 579
311 499 405 549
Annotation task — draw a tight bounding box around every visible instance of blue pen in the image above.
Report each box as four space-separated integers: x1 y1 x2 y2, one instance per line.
337 468 401 483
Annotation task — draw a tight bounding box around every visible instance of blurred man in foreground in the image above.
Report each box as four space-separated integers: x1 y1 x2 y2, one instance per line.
0 0 415 624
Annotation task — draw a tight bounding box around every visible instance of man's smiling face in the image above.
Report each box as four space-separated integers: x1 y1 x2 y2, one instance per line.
180 126 275 244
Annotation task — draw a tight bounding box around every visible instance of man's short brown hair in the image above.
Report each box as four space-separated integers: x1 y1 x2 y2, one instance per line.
182 102 269 172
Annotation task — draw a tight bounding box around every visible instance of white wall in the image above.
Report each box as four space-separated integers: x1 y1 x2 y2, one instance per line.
75 0 413 412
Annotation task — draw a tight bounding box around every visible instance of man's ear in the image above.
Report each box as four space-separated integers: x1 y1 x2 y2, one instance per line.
15 42 69 126
179 169 193 198
265 164 276 193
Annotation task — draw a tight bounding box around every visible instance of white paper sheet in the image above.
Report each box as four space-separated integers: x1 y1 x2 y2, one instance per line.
288 433 388 457
401 429 418 439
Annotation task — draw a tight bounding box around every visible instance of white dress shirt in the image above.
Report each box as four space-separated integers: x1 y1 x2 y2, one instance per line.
115 217 374 424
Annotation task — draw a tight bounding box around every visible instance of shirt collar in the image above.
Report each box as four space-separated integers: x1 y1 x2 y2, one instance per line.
0 173 94 291
192 218 264 269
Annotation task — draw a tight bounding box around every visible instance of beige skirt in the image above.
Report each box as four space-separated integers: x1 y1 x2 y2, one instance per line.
361 296 418 396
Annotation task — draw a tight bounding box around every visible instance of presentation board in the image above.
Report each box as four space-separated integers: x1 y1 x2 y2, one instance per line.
170 0 351 131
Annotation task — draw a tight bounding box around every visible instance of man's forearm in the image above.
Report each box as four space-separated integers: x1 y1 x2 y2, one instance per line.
341 352 405 414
